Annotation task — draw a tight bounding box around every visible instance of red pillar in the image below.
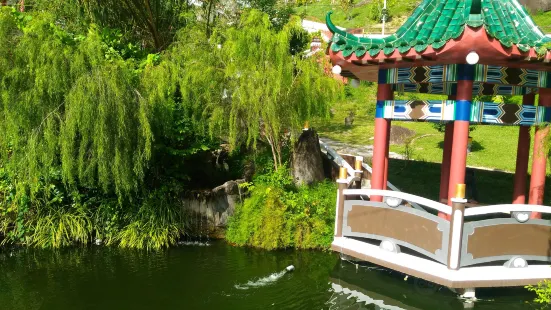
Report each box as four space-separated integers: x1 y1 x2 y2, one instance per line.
383 120 391 190
383 91 394 190
439 95 457 204
447 65 474 211
512 93 535 205
372 71 393 202
529 89 551 218
439 123 454 217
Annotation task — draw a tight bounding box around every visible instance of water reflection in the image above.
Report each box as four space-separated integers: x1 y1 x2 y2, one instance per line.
327 259 538 310
0 243 544 310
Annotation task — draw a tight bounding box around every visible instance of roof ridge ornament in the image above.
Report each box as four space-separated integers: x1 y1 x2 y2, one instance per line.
326 0 551 58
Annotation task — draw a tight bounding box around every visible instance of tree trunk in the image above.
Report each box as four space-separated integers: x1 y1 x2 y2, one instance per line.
205 0 215 37
266 135 279 171
144 0 162 51
292 129 325 186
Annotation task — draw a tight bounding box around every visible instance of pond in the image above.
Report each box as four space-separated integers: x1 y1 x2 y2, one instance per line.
0 241 539 309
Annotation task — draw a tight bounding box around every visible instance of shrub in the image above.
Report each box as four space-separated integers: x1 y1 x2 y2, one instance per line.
226 165 336 250
116 188 184 250
527 280 551 305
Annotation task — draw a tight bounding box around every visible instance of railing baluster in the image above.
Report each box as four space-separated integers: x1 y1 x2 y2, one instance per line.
335 167 348 237
354 156 363 189
448 184 467 270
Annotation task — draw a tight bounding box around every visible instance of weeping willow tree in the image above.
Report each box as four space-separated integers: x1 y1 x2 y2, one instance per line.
31 0 192 51
0 9 160 247
206 10 340 170
0 9 153 198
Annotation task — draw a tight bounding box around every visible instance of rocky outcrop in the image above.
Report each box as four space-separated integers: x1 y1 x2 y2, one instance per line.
181 179 245 238
389 126 416 145
292 129 325 186
520 0 551 12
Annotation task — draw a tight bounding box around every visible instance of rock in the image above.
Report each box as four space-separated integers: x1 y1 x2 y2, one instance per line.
344 111 355 126
389 126 416 145
242 160 255 181
292 129 325 186
519 0 551 12
182 179 246 238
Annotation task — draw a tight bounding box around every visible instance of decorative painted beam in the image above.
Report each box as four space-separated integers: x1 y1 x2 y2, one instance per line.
377 100 551 126
474 65 549 88
380 64 551 88
393 82 536 96
381 65 458 84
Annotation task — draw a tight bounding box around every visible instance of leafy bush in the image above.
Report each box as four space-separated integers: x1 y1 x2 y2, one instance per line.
116 188 185 250
226 165 336 250
527 280 551 305
27 207 92 248
0 169 186 250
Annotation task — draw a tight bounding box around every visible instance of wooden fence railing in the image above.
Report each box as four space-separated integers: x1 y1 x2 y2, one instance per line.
335 186 551 270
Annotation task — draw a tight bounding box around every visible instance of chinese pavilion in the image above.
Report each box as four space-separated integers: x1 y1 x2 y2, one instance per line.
327 0 551 294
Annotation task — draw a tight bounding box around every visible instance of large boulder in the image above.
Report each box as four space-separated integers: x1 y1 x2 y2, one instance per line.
389 126 416 145
520 0 551 12
292 129 325 186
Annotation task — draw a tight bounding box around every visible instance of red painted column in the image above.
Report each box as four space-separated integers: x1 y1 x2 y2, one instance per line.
372 70 393 202
439 123 454 216
383 92 394 190
439 95 457 205
447 65 474 214
529 89 551 218
383 120 391 190
512 93 535 205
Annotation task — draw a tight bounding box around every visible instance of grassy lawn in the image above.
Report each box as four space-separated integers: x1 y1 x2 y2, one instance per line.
314 84 551 204
308 2 551 203
295 0 419 31
315 84 529 172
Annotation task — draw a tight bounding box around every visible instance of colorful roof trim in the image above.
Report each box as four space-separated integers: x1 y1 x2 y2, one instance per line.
327 0 551 58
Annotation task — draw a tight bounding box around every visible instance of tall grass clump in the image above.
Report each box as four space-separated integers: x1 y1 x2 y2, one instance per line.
117 188 185 250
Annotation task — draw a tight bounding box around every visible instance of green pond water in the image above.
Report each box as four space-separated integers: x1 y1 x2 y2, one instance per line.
0 241 541 309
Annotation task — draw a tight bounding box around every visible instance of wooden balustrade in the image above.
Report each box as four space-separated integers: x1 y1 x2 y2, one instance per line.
334 183 551 269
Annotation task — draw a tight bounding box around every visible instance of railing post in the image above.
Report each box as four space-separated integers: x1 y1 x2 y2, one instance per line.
447 184 466 270
354 156 364 189
335 167 348 237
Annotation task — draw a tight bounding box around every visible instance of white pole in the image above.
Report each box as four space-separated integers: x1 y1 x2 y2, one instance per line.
382 0 387 36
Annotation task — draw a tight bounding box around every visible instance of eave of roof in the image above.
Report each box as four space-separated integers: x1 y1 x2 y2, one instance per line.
327 0 551 60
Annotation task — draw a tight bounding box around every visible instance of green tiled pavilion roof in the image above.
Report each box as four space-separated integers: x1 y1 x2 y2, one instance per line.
327 0 551 58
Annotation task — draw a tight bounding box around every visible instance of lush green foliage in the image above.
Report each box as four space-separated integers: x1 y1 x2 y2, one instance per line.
32 0 192 51
0 4 340 250
226 163 336 250
527 281 551 305
210 11 340 170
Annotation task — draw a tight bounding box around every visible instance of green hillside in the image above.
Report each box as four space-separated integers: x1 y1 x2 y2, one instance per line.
297 0 551 33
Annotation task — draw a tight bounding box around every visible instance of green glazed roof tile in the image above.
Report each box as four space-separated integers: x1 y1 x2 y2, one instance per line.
327 0 551 58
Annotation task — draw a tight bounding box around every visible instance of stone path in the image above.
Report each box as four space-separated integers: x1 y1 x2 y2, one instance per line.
321 136 509 173
319 137 405 160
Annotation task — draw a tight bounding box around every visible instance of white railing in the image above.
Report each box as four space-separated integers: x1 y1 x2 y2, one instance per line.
360 163 400 193
464 204 551 217
343 189 452 215
319 140 355 177
320 139 425 211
